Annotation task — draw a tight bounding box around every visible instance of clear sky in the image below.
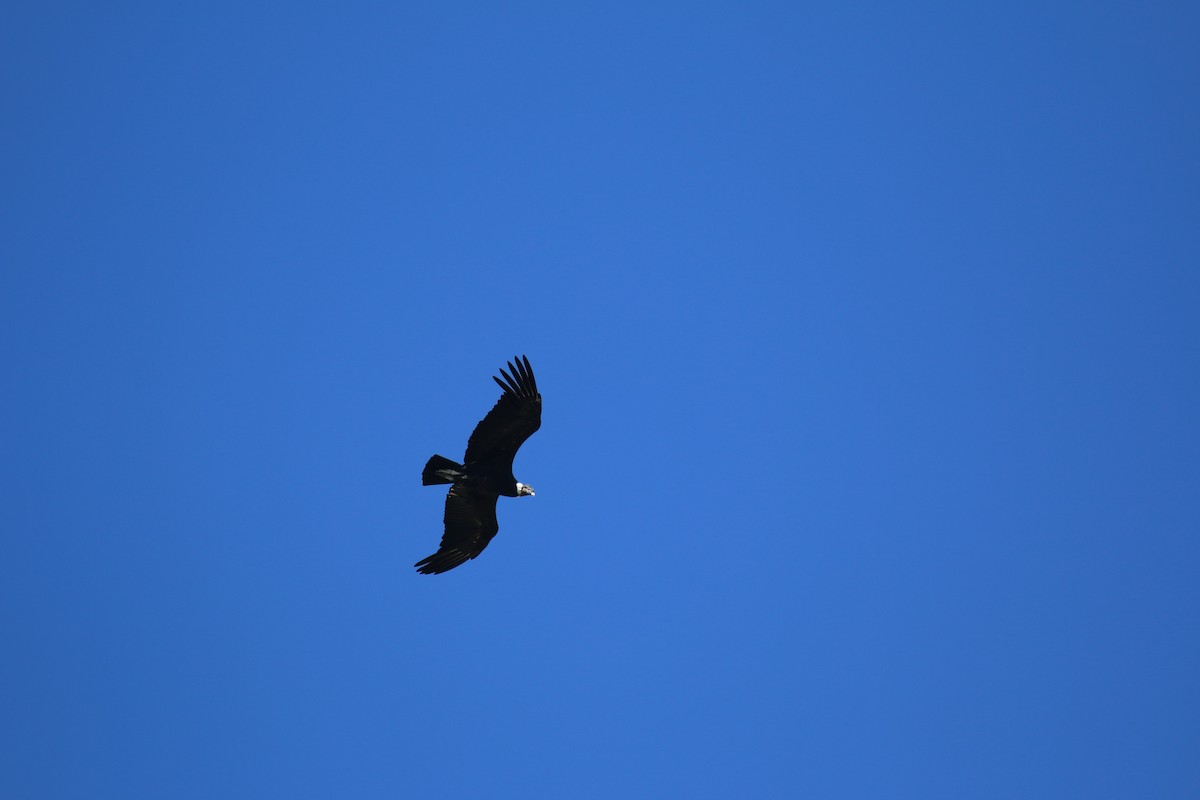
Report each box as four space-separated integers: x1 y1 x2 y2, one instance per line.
3 3 1198 798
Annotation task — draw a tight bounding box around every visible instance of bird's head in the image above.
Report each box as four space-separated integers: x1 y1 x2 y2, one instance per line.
515 482 535 497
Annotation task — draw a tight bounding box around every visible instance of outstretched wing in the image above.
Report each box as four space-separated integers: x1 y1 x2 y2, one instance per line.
464 355 542 466
413 485 500 574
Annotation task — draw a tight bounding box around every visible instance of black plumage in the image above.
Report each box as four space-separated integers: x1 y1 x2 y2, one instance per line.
415 355 541 574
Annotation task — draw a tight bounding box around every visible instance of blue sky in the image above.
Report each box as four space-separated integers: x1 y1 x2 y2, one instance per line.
3 2 1198 798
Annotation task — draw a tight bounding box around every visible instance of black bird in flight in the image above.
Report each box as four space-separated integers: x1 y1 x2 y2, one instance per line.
415 355 542 574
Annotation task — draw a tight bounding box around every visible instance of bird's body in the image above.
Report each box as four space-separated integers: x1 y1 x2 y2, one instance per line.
415 356 541 574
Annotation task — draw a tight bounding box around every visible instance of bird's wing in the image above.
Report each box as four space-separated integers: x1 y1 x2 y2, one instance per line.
414 485 501 574
464 355 542 466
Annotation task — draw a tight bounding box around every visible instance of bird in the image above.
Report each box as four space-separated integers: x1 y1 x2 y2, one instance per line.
414 355 542 574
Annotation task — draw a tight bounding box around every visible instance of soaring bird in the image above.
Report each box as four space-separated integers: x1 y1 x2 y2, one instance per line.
415 355 542 574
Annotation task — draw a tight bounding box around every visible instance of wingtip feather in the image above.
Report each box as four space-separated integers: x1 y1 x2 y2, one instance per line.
414 548 472 574
521 355 537 394
495 355 538 400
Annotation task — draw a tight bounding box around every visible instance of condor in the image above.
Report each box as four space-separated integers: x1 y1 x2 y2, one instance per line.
415 355 541 574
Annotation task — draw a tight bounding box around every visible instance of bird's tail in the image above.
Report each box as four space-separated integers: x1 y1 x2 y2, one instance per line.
422 455 464 486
